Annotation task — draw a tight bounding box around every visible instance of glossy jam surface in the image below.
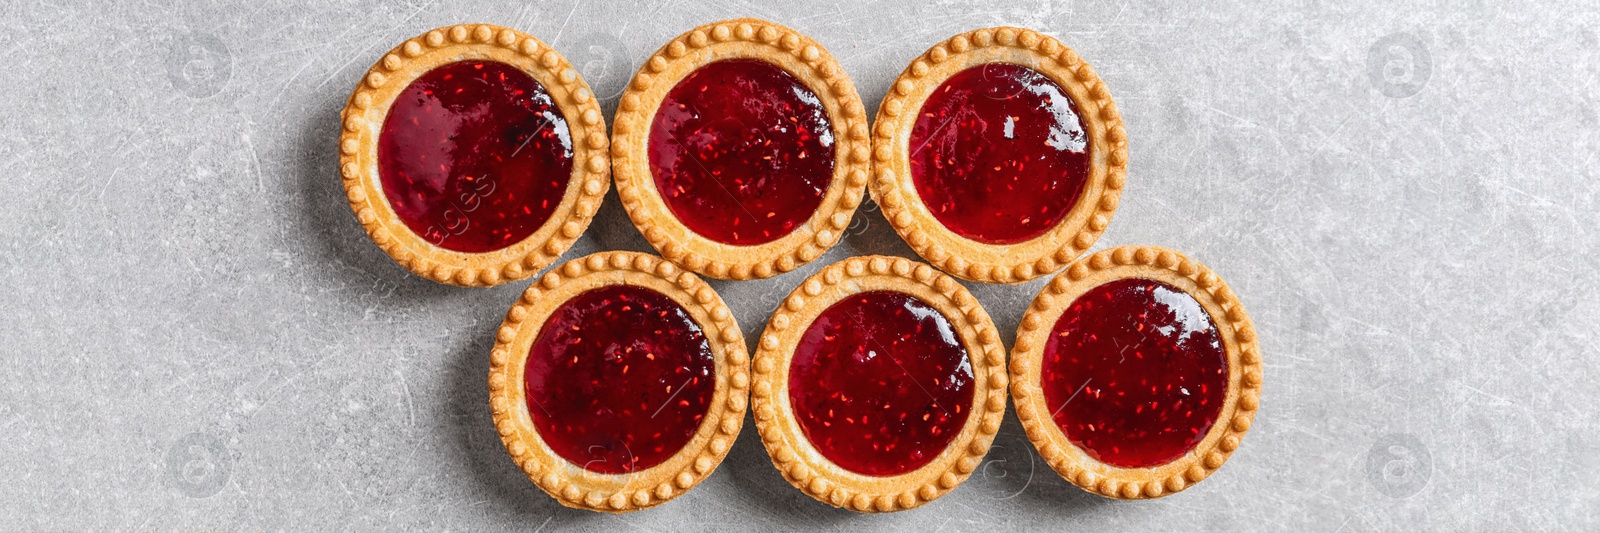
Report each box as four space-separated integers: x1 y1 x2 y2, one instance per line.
648 59 834 245
378 60 573 253
788 291 973 476
1041 278 1228 469
523 285 715 474
909 63 1091 245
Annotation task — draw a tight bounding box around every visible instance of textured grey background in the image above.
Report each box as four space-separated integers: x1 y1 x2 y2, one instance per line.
1 0 1597 531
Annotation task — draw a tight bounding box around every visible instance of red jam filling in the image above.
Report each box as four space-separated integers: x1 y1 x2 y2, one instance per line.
648 59 833 245
523 285 715 474
1041 278 1229 469
789 291 973 476
378 60 573 253
908 63 1091 245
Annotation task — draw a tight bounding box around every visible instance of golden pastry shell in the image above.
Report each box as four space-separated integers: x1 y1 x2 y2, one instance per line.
751 255 1008 512
486 251 750 512
611 18 870 281
870 26 1127 284
1009 245 1261 499
338 24 610 287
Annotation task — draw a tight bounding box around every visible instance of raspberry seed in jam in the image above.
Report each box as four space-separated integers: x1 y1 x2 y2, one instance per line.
523 285 715 474
1041 278 1229 469
648 59 834 246
909 63 1090 245
378 60 574 253
789 291 974 476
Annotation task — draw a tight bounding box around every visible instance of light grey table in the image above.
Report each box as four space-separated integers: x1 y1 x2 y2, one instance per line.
2 0 1595 531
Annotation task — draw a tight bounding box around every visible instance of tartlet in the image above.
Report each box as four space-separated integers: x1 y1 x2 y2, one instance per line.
1010 245 1261 499
487 251 749 512
870 27 1127 284
751 255 1008 512
338 24 609 287
611 18 871 280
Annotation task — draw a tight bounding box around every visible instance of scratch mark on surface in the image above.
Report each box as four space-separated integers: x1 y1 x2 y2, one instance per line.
395 368 416 427
620 0 673 35
264 57 318 116
242 130 263 192
510 4 535 35
954 500 997 520
1342 315 1392 336
307 0 438 95
550 0 580 47
1201 103 1261 129
1460 383 1511 406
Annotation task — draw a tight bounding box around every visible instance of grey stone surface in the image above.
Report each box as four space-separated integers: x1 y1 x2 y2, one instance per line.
1 0 1596 530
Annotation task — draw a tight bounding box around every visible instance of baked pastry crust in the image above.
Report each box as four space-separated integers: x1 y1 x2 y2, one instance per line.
486 251 750 512
1009 245 1261 499
338 24 610 287
611 18 870 280
751 255 1008 512
870 27 1127 284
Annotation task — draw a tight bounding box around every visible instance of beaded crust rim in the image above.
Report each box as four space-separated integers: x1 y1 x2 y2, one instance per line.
1009 245 1261 500
610 18 871 281
750 255 1008 512
338 24 611 287
486 251 750 513
869 26 1128 284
